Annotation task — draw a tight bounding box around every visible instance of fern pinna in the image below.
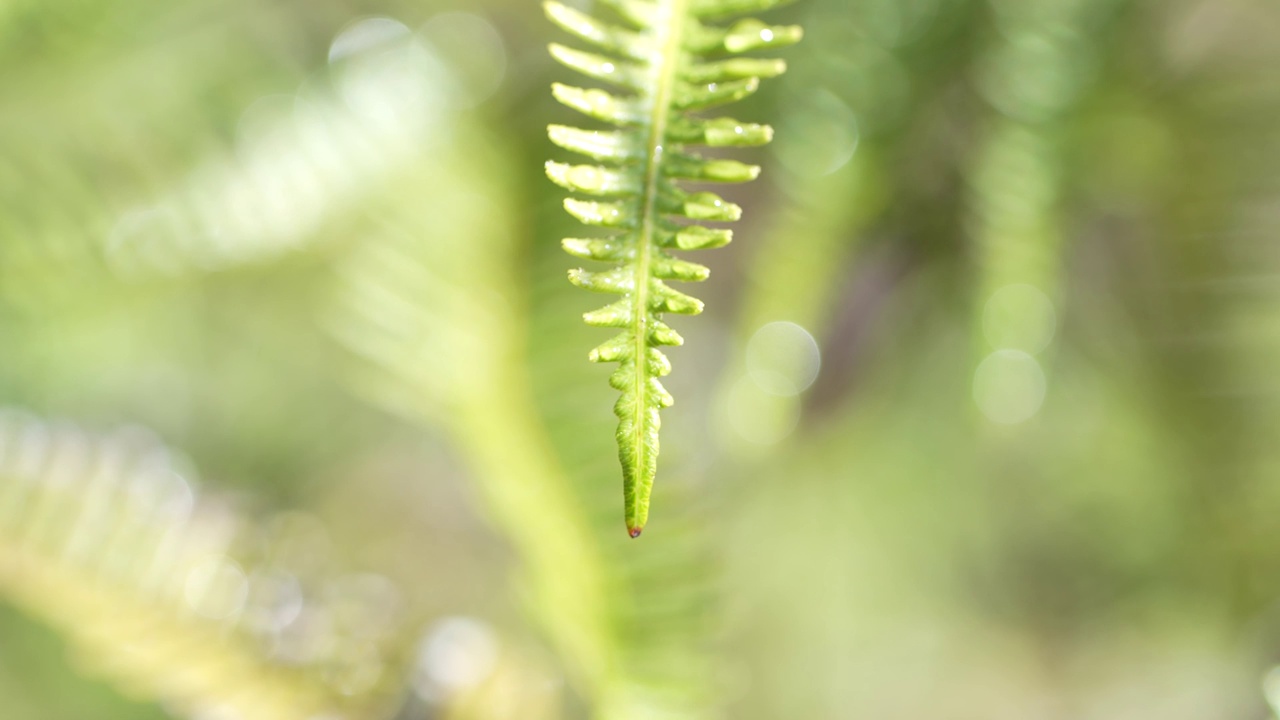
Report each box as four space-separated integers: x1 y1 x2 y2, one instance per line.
545 0 801 537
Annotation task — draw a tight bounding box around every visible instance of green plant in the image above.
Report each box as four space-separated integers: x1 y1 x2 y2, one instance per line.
10 1 1280 719
544 0 802 536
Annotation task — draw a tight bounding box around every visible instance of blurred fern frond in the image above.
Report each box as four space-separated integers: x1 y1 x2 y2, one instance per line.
0 411 410 720
325 122 625 715
545 0 802 535
107 21 458 278
967 0 1129 427
328 106 731 718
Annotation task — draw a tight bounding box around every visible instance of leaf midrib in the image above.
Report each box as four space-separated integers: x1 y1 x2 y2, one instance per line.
628 0 688 530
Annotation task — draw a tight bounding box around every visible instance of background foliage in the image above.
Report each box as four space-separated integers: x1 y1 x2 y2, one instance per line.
2 0 1280 719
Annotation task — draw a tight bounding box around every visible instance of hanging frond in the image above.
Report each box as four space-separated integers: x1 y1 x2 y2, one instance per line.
545 0 802 536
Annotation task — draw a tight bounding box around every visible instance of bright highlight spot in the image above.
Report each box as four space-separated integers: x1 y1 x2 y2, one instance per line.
775 89 859 176
746 321 822 396
973 349 1046 425
415 616 499 699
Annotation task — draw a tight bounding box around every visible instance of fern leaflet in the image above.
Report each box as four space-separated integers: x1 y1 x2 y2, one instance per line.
545 0 801 537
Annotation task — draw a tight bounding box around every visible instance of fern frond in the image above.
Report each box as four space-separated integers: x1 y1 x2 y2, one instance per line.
0 412 409 720
327 128 624 712
546 0 801 536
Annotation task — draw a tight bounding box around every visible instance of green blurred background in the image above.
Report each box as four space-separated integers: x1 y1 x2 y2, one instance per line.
1 0 1279 718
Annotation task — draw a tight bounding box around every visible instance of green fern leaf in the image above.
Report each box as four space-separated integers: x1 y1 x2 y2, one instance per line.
545 0 801 537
